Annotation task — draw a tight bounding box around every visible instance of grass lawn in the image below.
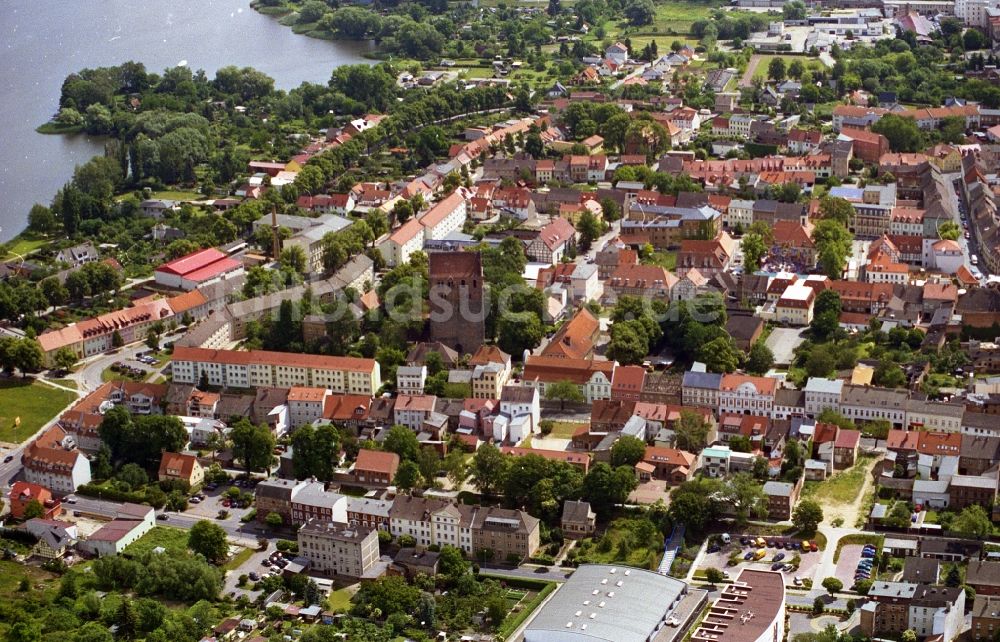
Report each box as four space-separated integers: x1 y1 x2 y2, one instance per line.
751 55 824 82
45 378 78 390
327 587 355 612
645 251 677 271
0 559 59 599
547 421 586 439
125 526 189 558
2 235 51 260
0 379 78 444
149 189 205 201
224 547 255 571
801 455 875 505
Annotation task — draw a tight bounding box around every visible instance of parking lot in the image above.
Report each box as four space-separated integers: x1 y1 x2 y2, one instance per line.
765 327 808 367
699 537 821 586
833 544 873 588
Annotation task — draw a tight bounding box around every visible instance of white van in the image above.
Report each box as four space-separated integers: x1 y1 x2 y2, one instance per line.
720 533 731 544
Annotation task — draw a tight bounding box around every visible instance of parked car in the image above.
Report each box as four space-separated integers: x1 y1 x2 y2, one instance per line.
784 542 795 550
801 541 811 551
708 544 720 553
744 552 755 560
157 514 169 520
740 536 750 545
773 553 785 562
753 549 766 561
249 572 259 581
771 562 784 571
810 542 818 552
3 454 14 464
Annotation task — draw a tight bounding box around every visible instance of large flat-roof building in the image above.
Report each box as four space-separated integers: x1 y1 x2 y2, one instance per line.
523 564 689 642
691 569 785 642
154 248 244 291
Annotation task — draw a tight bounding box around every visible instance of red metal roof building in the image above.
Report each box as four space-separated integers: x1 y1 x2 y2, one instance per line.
154 248 244 291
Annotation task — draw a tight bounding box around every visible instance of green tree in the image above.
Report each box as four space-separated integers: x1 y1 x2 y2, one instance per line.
938 220 960 241
704 567 725 585
746 342 774 375
577 211 603 252
768 57 786 81
872 114 925 152
624 0 655 26
610 436 647 467
471 443 509 497
52 347 78 371
901 630 917 642
675 410 710 452
28 204 57 233
814 219 852 279
265 512 283 529
383 425 420 462
497 311 544 356
668 478 724 536
394 460 423 491
229 419 275 475
951 504 993 538
582 463 637 516
741 232 767 271
818 196 855 227
188 520 228 563
698 336 741 373
792 499 824 534
873 359 907 388
545 380 584 410
23 499 45 520
810 289 842 340
726 473 768 523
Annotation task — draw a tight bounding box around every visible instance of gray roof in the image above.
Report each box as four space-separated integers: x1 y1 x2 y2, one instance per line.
293 482 343 508
804 377 843 395
762 481 794 497
867 581 918 599
682 371 722 390
524 564 687 642
562 500 594 524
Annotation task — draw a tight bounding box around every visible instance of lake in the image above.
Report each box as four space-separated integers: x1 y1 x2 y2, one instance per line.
0 0 373 241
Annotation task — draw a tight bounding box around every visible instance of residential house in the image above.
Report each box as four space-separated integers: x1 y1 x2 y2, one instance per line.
9 482 60 520
527 218 576 264
157 452 205 488
561 500 596 538
636 446 696 484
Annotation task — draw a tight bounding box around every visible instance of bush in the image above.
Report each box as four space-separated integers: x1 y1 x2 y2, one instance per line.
76 483 165 508
275 540 299 553
530 554 555 566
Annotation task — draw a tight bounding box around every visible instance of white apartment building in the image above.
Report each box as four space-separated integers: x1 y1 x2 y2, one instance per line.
395 366 427 396
171 347 381 395
803 377 843 416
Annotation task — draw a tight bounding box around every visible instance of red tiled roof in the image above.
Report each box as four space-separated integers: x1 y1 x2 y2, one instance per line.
355 449 400 475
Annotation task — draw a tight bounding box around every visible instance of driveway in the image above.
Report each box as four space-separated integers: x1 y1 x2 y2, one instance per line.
766 327 808 367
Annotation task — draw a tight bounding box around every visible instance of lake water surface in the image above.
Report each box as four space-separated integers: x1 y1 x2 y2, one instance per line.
0 0 373 241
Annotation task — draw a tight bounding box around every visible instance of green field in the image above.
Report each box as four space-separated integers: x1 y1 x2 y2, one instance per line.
0 379 78 444
125 526 190 557
645 251 677 271
751 55 825 82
